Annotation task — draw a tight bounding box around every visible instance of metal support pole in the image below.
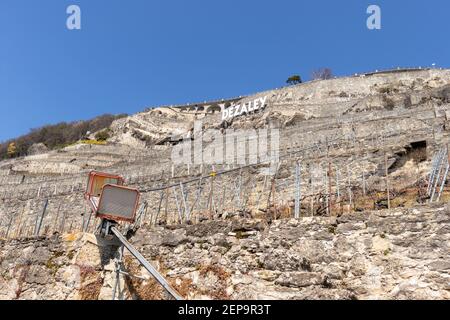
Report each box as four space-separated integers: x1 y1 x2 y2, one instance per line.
436 161 449 202
429 149 443 194
294 161 301 219
35 199 49 236
189 177 204 221
434 146 450 202
385 152 391 209
172 187 183 224
84 210 92 232
271 175 276 218
179 182 189 221
427 156 437 196
324 169 329 216
110 227 183 300
207 174 215 218
15 205 26 238
310 163 314 216
430 150 446 202
428 149 444 195
347 165 352 209
326 139 332 216
220 176 227 215
336 166 340 201
164 187 169 224
154 190 165 226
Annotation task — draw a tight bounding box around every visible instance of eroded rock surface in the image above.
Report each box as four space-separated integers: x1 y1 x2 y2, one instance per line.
1 204 449 300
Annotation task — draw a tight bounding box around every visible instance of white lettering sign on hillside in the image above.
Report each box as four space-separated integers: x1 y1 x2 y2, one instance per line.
222 96 267 121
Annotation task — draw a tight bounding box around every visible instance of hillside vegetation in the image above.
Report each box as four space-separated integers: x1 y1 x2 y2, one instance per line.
0 113 127 159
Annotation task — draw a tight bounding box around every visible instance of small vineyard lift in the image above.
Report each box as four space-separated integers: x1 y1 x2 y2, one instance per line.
84 171 183 300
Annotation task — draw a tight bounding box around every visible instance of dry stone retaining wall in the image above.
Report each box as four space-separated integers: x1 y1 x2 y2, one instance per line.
1 204 449 300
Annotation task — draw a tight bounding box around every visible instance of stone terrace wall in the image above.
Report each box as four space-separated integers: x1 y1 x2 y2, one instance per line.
2 69 450 246
1 204 449 300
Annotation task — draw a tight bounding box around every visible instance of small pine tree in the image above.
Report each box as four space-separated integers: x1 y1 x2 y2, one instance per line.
286 75 302 85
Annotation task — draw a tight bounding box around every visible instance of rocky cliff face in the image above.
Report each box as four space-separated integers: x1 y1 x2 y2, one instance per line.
107 69 450 147
2 68 450 300
1 204 449 300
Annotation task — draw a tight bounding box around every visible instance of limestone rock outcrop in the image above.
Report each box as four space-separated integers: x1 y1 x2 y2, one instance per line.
2 68 450 300
1 204 449 300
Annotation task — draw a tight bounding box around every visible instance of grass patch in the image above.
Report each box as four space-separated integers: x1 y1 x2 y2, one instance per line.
198 264 231 300
123 256 169 300
79 140 107 146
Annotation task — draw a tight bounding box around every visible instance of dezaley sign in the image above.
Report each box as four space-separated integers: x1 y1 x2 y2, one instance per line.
222 96 267 121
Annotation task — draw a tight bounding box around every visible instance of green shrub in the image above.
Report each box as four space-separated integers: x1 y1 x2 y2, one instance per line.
286 75 302 85
94 129 111 141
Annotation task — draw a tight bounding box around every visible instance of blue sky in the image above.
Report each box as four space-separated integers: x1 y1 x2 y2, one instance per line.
0 0 448 141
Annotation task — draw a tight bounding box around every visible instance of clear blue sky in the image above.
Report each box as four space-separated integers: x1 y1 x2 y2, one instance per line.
0 0 448 141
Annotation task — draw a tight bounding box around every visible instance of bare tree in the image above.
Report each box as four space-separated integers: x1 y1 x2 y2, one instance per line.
311 68 333 80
